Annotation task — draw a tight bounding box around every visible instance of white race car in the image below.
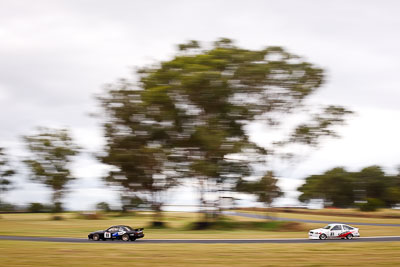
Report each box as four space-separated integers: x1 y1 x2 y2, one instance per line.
309 224 360 240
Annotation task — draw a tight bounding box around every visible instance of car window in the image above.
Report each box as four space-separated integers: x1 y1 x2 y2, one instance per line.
108 227 118 232
343 225 354 230
331 225 342 231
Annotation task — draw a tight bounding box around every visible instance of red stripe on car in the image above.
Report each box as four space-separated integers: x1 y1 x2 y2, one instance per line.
338 232 351 237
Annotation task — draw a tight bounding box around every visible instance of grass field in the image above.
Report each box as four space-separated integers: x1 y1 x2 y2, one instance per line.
1 211 400 266
1 211 400 239
0 240 400 266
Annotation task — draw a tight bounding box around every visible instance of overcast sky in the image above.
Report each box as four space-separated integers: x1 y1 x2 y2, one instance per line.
1 0 400 210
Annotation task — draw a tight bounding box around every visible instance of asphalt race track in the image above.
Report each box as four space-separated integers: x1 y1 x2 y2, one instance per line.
223 211 400 227
1 235 400 244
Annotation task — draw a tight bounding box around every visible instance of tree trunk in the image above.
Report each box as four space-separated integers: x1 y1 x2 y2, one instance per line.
151 197 165 228
265 204 273 221
50 191 64 220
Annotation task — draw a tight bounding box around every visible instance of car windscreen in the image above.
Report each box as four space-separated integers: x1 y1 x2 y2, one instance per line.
323 225 331 229
124 226 134 231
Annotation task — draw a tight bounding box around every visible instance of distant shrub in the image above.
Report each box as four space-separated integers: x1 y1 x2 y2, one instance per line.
27 203 55 213
358 198 385 211
149 221 167 228
28 203 46 213
52 215 64 220
190 221 213 230
0 202 17 212
96 202 111 212
51 202 64 213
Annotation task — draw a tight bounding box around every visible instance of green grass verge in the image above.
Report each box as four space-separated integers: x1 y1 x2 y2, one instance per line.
185 217 303 231
233 209 400 224
239 208 400 219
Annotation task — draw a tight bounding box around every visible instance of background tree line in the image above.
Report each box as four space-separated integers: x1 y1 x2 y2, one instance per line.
298 166 400 210
0 128 80 214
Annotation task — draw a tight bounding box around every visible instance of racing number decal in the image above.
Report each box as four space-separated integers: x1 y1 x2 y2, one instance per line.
104 232 111 238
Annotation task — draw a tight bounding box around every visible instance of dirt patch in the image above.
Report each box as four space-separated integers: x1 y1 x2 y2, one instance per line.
278 222 307 232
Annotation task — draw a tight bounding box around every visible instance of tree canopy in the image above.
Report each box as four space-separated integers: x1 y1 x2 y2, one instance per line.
23 128 79 211
98 38 352 220
237 171 283 207
0 147 16 206
298 166 400 208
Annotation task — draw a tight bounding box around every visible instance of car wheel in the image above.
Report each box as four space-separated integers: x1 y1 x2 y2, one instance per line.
319 234 327 240
93 234 100 241
122 234 130 241
346 234 353 240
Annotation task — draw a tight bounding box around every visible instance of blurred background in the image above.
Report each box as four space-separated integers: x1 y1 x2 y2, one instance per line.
1 0 400 217
2 2 400 266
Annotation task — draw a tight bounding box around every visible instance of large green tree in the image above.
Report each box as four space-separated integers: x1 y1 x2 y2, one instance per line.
357 166 387 201
298 165 400 208
236 171 282 218
0 147 16 208
23 128 79 212
298 167 355 207
387 168 400 206
357 166 400 207
98 86 182 225
99 38 352 221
